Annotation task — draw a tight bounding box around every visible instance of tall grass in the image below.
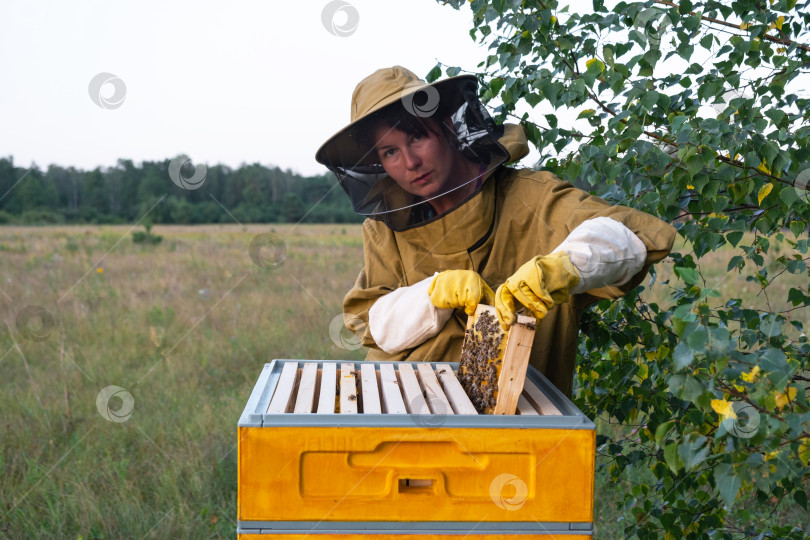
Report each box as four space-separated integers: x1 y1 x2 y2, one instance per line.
1 224 365 539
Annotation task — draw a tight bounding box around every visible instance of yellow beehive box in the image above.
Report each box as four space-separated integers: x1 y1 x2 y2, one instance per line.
237 360 595 538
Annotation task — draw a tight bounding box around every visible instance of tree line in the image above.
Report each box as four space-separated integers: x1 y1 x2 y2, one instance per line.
0 157 363 225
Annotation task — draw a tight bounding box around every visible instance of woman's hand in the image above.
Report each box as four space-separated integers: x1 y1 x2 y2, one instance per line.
428 270 495 316
494 252 580 330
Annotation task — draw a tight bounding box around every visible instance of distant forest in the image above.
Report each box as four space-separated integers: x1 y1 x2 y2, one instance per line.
0 157 363 225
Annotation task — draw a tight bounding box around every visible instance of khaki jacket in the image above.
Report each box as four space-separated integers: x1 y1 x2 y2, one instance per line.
343 126 676 397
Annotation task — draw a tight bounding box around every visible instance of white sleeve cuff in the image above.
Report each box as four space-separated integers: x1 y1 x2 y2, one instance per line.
368 275 453 354
551 217 647 294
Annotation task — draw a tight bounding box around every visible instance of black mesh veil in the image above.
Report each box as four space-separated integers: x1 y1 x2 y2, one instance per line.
318 77 510 231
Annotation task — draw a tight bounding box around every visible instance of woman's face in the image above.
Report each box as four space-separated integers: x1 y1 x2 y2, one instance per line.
372 122 462 202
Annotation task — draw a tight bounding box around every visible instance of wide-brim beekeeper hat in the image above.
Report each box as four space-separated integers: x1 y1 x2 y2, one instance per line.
315 66 509 230
316 66 477 166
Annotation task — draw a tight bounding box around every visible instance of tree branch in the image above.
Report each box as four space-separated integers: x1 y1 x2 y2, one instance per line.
654 0 810 54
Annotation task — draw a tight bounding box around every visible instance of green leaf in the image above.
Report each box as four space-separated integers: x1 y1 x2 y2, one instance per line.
794 490 808 510
678 434 710 470
780 187 799 208
715 463 742 507
655 420 674 448
760 347 788 376
678 0 693 14
664 442 681 473
759 315 783 337
557 36 576 50
674 342 694 370
786 258 807 274
657 92 671 111
765 108 786 126
788 288 807 306
426 64 442 83
727 255 743 272
687 327 708 350
641 90 659 111
700 34 714 50
603 45 614 67
727 231 744 247
674 266 699 285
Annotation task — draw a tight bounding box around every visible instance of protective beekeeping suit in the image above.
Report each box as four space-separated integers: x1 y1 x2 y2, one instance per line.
316 66 676 397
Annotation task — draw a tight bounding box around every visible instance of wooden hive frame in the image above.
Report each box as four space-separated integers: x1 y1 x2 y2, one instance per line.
458 304 544 415
262 360 560 416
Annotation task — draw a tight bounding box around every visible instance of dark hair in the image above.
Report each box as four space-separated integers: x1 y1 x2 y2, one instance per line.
352 104 457 165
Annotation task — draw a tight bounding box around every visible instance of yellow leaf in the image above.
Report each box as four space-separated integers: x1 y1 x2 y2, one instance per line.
775 16 784 30
799 439 810 466
740 22 751 30
742 365 761 383
757 160 772 175
758 182 773 205
551 15 557 24
775 386 798 409
687 184 695 189
765 449 780 461
711 399 736 421
586 58 604 72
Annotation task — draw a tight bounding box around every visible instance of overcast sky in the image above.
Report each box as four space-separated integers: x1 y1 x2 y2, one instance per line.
4 2 806 180
1 0 528 177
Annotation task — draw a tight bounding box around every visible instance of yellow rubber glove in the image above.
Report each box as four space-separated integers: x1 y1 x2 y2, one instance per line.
494 252 580 330
428 270 495 316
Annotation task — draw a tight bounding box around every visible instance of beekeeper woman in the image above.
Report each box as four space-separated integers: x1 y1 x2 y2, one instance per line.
315 66 675 397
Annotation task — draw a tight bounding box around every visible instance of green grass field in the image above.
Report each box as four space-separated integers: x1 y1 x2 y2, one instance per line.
0 224 805 538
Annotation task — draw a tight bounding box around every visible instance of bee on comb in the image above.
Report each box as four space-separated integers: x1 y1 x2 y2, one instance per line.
457 305 536 415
